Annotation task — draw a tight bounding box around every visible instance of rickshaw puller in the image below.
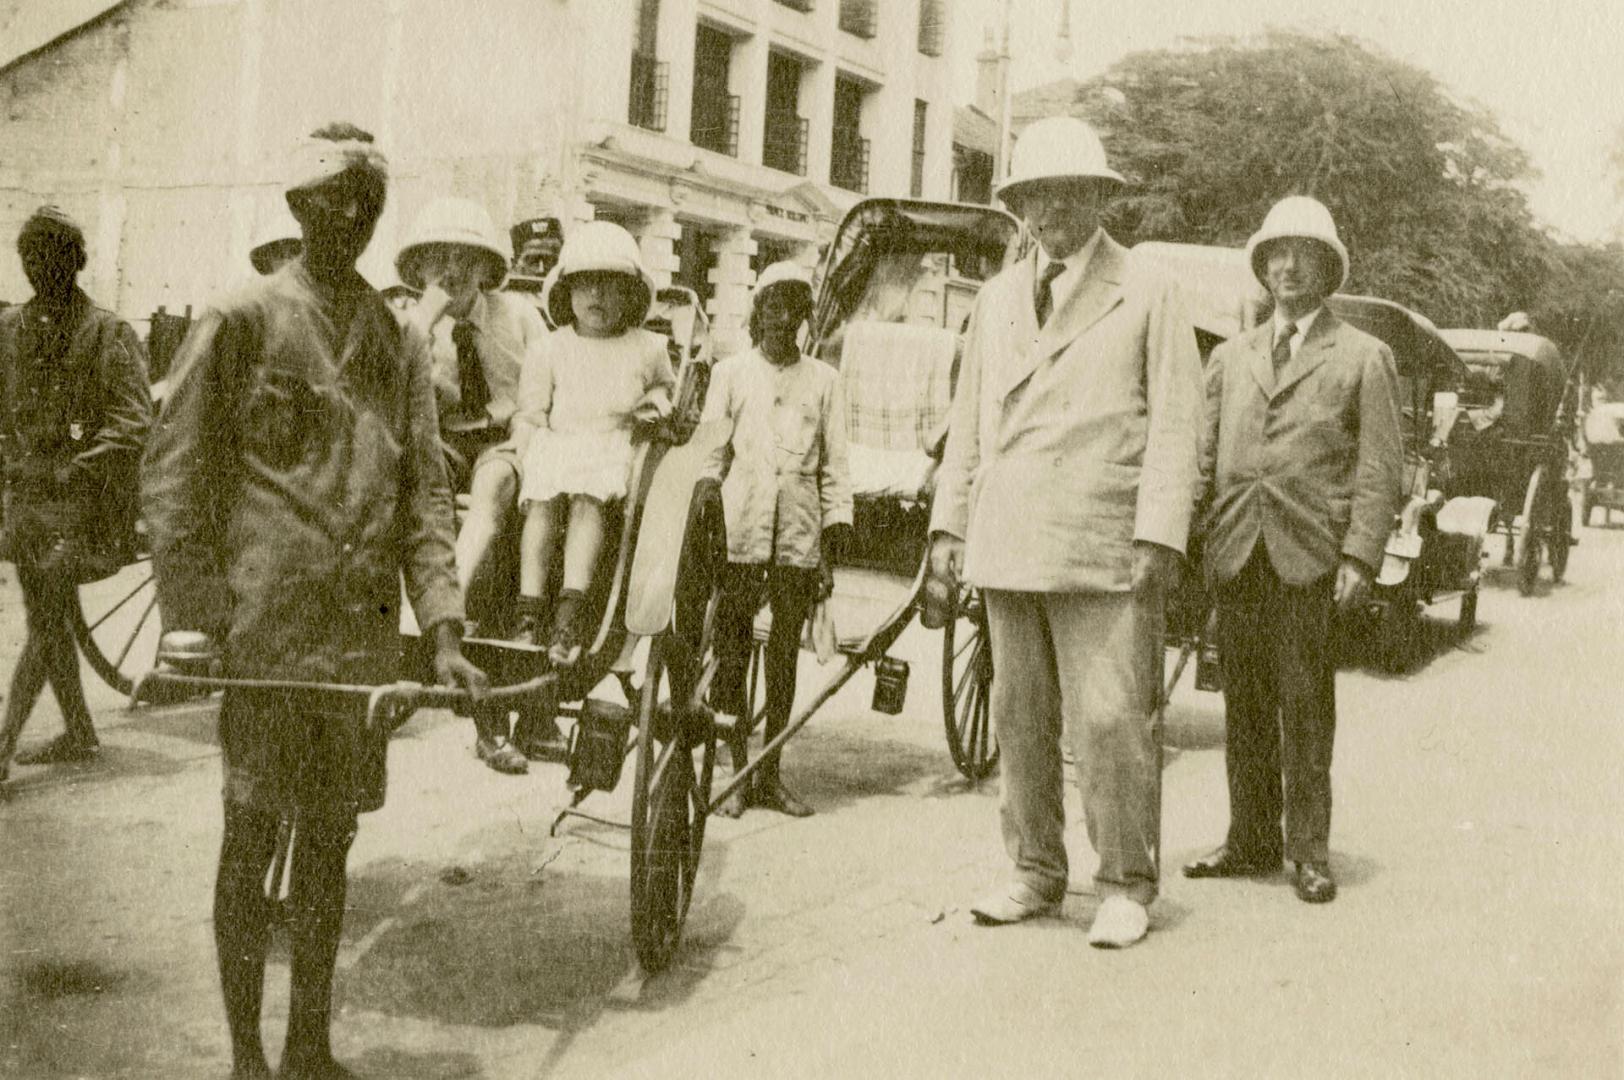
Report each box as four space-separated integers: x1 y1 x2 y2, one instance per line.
1185 196 1403 904
0 206 152 781
143 124 488 1080
926 117 1202 948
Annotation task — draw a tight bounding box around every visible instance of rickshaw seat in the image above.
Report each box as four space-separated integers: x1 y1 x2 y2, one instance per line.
838 320 956 499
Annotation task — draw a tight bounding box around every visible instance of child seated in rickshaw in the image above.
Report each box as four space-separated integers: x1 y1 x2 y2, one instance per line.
703 262 853 817
511 222 674 665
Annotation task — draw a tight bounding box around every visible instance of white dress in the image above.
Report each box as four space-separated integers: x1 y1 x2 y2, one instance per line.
515 326 674 505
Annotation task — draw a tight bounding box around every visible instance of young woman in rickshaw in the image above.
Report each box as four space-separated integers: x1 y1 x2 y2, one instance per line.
703 262 853 817
397 197 549 773
511 222 674 665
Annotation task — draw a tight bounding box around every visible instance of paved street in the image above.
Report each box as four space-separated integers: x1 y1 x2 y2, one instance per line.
2 525 1621 1080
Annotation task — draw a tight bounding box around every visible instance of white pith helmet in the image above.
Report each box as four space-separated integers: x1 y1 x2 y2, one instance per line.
395 197 510 292
996 116 1125 202
249 206 302 275
1245 195 1350 292
541 220 656 329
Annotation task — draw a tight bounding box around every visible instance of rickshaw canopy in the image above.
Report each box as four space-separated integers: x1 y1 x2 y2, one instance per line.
1439 328 1569 439
809 199 1020 347
1130 242 1268 351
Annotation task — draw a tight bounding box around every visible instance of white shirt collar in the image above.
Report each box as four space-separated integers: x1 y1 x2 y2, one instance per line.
1273 305 1322 343
1036 228 1104 282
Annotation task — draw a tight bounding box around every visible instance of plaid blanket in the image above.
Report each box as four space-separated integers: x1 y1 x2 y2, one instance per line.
839 320 956 453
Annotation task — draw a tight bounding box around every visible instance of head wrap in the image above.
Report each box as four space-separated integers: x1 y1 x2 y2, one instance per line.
284 135 389 205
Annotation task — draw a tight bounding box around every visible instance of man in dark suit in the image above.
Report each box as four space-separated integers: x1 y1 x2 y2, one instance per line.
1185 196 1404 903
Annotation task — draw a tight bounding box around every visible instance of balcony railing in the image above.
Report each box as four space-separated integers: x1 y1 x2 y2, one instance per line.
628 53 669 132
831 133 870 194
692 94 740 157
764 115 809 176
838 0 876 39
917 0 945 56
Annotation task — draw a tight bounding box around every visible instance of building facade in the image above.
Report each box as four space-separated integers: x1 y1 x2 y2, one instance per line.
0 0 956 353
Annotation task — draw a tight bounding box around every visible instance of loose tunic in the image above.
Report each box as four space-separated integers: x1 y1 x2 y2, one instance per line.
0 289 152 580
702 348 852 569
143 263 463 815
514 326 674 505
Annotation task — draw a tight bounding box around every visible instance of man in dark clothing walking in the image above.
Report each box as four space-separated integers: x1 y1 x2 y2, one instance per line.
0 205 152 781
144 123 487 1080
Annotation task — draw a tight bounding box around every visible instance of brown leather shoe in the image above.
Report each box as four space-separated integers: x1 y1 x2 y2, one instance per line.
475 735 529 775
1294 861 1337 903
1182 845 1282 879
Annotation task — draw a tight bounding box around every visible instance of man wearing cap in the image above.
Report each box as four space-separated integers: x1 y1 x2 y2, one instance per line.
507 217 564 326
144 123 487 1080
0 206 152 781
1184 196 1403 904
927 117 1201 947
396 196 549 771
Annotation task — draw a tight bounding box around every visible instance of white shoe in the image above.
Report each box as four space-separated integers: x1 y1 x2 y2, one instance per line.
1087 895 1149 948
969 881 1062 925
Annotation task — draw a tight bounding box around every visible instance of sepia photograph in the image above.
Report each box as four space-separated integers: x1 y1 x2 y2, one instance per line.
1 1 1620 1076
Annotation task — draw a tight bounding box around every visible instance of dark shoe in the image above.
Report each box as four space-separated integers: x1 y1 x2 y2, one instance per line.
510 595 548 646
547 589 588 667
751 774 813 818
1182 845 1282 879
14 734 99 766
1294 861 1337 903
475 735 528 775
513 717 568 762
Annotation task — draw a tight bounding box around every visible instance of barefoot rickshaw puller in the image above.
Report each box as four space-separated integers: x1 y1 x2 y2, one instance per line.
0 206 152 782
143 124 488 1080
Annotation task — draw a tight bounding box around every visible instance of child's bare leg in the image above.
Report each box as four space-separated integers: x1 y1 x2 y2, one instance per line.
455 460 518 597
548 496 607 666
514 498 562 646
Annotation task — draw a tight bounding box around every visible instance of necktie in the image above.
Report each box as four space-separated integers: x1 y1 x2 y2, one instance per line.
1034 259 1066 328
451 320 490 418
1272 321 1296 372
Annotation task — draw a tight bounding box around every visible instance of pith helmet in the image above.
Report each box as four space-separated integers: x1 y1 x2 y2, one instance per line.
395 197 510 292
249 206 302 274
1246 196 1349 292
541 221 656 329
996 116 1125 202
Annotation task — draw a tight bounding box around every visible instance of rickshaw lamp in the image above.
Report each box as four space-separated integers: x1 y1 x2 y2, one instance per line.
872 656 910 716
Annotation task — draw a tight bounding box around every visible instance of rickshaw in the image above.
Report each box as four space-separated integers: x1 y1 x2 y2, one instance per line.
713 197 1023 803
1581 399 1624 524
1329 298 1490 662
1439 328 1577 596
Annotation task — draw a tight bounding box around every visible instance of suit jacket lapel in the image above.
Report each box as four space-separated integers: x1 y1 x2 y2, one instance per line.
997 234 1126 402
1243 324 1274 398
1270 310 1338 400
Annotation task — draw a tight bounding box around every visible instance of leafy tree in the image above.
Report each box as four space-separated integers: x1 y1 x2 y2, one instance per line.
1051 31 1554 330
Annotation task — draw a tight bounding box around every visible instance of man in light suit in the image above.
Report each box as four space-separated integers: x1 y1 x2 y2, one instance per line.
1185 196 1403 903
927 117 1202 948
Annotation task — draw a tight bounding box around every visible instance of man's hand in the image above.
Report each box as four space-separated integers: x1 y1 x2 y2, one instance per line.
921 533 965 630
432 621 489 702
1333 557 1373 612
1131 541 1181 594
927 534 964 587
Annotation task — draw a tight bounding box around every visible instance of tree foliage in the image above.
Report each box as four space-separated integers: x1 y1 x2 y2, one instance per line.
1049 30 1623 380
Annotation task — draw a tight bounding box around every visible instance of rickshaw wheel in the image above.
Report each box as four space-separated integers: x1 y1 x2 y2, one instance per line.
1547 490 1571 584
942 588 998 781
628 481 725 973
1515 467 1546 597
72 555 161 695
